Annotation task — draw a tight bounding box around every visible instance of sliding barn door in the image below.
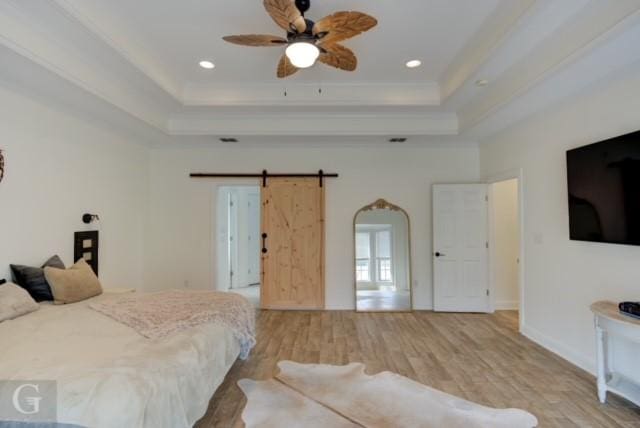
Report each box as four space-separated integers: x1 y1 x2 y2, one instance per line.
261 178 325 309
433 184 489 312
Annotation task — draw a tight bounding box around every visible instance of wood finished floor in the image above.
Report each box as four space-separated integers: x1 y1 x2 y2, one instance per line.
195 310 640 428
357 290 411 311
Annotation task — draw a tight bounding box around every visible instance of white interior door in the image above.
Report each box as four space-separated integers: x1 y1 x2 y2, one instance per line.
433 184 489 312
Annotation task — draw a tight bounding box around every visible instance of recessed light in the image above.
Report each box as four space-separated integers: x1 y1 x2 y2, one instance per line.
475 79 489 87
405 60 422 69
199 60 215 69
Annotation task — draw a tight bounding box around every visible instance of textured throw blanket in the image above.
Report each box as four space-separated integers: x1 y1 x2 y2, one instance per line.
90 290 256 359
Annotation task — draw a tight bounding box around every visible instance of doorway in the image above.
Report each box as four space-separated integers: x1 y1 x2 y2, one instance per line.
489 178 521 328
217 185 261 306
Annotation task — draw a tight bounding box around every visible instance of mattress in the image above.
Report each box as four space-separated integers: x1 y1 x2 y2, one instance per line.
0 291 241 428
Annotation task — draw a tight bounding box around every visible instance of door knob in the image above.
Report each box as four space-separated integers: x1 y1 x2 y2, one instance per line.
434 252 445 257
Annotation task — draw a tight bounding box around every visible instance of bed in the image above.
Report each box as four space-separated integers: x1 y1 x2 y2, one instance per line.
0 290 247 428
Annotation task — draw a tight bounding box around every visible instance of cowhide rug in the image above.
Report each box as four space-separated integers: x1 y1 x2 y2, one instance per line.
238 361 538 428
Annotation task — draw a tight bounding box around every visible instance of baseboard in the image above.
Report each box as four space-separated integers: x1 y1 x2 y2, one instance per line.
520 324 595 375
494 300 518 310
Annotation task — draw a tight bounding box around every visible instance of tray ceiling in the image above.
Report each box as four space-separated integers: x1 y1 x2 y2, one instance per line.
0 0 639 143
59 0 500 86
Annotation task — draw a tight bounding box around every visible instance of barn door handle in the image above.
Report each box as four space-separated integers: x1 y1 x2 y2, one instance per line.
262 233 268 254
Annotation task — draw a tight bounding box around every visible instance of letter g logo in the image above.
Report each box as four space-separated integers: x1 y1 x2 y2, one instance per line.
12 383 42 415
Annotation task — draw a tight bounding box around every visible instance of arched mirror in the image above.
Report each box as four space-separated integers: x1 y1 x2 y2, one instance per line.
354 199 412 312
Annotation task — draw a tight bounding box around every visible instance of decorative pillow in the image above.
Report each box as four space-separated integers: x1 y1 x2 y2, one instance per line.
10 255 66 302
0 282 40 322
44 259 103 304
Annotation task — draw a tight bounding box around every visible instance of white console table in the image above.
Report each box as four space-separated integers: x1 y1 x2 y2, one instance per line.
591 301 640 406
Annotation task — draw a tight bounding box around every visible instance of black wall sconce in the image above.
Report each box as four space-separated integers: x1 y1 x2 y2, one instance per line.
82 213 100 224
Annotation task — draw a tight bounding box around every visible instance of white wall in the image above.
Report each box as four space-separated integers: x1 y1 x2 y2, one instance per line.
145 144 480 309
490 179 519 310
0 85 149 288
479 67 640 374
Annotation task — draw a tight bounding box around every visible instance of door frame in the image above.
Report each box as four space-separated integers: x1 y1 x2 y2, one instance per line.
486 168 525 332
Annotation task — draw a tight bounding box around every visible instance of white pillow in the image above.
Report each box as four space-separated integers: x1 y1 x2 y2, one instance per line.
0 282 39 322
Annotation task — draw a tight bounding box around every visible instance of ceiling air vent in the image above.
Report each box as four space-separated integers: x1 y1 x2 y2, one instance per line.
389 137 407 143
220 137 239 143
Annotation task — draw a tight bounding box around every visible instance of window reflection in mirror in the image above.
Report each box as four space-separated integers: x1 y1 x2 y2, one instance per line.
354 200 412 311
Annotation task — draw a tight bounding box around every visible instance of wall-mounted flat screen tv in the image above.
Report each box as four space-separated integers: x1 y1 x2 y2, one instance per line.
567 130 640 246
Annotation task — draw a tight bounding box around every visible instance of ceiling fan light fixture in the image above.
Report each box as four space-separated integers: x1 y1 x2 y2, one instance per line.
285 42 320 68
222 2 377 77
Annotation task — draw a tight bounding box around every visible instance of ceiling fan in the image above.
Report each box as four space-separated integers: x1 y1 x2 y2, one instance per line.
222 0 377 78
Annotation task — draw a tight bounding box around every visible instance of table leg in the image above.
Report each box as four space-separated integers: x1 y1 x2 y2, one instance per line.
595 322 607 403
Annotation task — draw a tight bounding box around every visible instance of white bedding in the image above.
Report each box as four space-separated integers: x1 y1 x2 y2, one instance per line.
0 291 241 428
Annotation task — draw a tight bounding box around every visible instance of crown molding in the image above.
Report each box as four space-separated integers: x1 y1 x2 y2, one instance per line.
52 0 183 103
468 26 640 140
49 0 442 110
0 0 172 132
0 43 172 146
165 134 478 148
167 112 458 137
2 0 638 143
181 81 441 107
458 0 640 132
443 0 593 114
439 0 536 103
